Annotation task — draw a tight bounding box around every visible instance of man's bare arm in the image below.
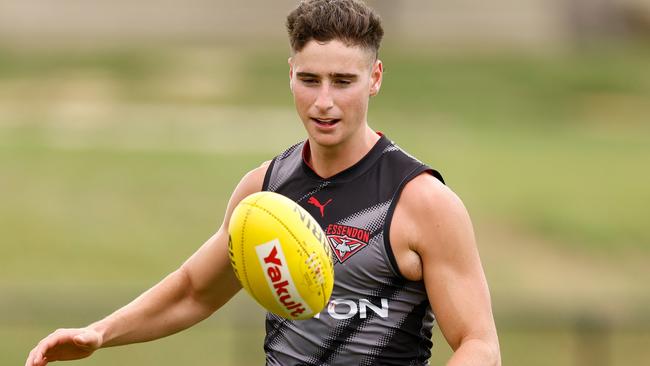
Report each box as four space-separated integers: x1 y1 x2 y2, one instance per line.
398 174 501 366
26 163 269 366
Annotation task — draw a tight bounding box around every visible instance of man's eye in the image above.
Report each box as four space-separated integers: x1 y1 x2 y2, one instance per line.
334 79 352 85
301 79 318 84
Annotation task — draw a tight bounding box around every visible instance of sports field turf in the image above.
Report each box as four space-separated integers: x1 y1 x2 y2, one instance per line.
1 44 649 364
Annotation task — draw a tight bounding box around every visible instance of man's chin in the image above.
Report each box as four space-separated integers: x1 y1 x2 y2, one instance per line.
307 132 343 148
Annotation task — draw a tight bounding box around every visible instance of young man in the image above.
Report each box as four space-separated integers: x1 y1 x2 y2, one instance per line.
26 1 500 365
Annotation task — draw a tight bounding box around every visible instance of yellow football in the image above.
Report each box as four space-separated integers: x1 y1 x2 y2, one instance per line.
228 191 334 320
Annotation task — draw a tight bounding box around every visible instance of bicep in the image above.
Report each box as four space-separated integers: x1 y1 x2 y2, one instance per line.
411 181 496 350
179 228 240 312
423 243 494 351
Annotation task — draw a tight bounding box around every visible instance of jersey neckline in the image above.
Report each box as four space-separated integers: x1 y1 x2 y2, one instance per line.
300 133 391 183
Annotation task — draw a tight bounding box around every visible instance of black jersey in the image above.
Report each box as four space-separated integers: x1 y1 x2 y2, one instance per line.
262 134 444 366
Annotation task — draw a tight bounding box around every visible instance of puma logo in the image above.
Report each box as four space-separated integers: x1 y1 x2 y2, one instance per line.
308 196 333 218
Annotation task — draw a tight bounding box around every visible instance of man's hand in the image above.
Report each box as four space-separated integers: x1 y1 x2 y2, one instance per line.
26 328 102 366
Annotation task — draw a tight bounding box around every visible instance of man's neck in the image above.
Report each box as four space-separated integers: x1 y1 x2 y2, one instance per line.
306 126 380 179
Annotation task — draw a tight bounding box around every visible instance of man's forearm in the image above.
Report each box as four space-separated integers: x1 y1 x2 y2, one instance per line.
89 268 213 348
447 338 501 366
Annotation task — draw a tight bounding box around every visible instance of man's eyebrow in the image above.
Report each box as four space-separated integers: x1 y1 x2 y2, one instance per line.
296 72 319 78
295 72 358 79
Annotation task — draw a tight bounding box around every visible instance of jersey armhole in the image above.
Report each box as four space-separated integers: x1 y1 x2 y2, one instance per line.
261 158 277 191
383 166 443 279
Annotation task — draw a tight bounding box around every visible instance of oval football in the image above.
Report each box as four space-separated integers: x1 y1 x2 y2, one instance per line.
228 191 334 320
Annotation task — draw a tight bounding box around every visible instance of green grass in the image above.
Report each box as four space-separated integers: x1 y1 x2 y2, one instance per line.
0 146 261 283
3 45 649 251
1 44 649 365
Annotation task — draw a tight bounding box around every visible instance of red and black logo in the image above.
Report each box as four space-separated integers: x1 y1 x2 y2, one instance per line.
308 196 333 217
326 224 370 263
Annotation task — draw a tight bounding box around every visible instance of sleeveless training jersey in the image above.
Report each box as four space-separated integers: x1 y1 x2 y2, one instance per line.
262 134 444 366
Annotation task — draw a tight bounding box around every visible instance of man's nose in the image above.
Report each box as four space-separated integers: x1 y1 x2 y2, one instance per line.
314 84 334 111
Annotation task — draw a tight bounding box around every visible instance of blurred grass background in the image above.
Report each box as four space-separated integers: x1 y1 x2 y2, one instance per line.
2 0 650 365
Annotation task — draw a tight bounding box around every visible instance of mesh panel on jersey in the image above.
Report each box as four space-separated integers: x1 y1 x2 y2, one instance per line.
337 200 391 234
268 142 303 192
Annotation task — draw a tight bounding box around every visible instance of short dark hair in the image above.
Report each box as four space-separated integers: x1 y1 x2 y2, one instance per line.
286 0 384 58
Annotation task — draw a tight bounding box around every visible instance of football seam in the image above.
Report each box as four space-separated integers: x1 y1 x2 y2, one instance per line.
238 193 269 305
238 203 253 297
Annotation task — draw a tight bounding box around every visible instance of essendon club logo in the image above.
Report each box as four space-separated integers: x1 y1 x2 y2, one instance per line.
326 224 370 263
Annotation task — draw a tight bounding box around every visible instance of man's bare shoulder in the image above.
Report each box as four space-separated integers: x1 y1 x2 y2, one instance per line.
248 160 272 181
236 160 272 193
221 160 272 225
398 172 474 253
401 172 465 216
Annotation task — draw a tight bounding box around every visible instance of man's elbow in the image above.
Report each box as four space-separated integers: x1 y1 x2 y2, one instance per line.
490 341 501 366
480 337 501 366
476 336 501 366
176 267 217 315
454 336 501 366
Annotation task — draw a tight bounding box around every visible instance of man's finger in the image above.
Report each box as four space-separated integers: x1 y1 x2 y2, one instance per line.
25 348 36 366
27 349 46 366
35 332 68 362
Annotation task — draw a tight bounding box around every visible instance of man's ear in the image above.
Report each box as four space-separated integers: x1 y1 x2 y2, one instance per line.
370 59 383 96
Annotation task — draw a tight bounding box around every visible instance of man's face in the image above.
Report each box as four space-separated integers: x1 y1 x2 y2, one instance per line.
289 39 382 148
